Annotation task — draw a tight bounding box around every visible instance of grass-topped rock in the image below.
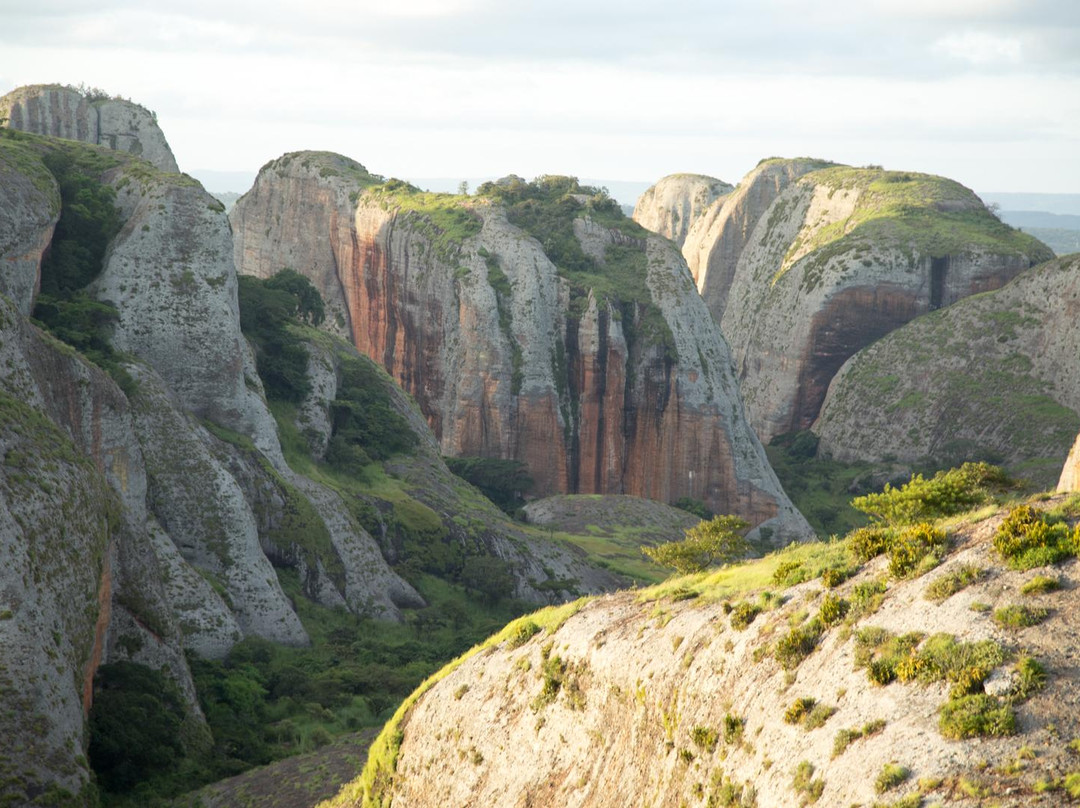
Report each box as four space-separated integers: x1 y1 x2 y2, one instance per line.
699 158 1052 444
232 157 811 541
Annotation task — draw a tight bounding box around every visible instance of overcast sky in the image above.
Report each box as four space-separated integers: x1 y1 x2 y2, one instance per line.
2 0 1078 194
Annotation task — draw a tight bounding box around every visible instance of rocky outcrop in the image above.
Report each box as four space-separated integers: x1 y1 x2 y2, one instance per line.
0 84 179 172
683 157 833 301
815 254 1080 487
0 137 59 314
232 158 813 543
715 165 1052 443
1060 434 1080 492
632 173 732 247
335 500 1080 808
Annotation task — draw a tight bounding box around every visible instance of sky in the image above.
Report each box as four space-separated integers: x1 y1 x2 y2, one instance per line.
1 0 1079 196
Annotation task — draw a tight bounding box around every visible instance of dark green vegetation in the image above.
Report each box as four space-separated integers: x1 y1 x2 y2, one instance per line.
16 140 139 394
443 456 533 515
851 462 1014 525
765 431 874 535
477 175 676 358
642 515 750 574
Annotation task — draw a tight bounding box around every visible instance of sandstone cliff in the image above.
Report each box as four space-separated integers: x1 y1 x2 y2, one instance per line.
632 173 732 248
1 84 179 172
330 498 1080 808
1060 434 1080 492
815 254 1080 487
715 164 1052 443
682 157 833 300
231 158 812 543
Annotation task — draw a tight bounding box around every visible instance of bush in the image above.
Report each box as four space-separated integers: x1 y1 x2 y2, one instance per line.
642 515 750 574
729 600 762 631
848 578 888 619
819 594 848 626
821 565 856 588
784 697 817 725
924 564 985 602
1020 574 1061 595
852 462 1011 525
887 522 947 578
848 525 894 563
939 695 1016 739
993 603 1049 629
775 619 824 670
772 559 809 587
690 725 719 753
875 763 909 794
792 761 825 803
992 505 1077 570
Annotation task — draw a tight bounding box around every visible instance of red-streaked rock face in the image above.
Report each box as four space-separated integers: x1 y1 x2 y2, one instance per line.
232 155 812 542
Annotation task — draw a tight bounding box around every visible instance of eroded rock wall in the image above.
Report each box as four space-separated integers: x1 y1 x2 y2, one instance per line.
232 156 812 542
716 166 1052 443
1 84 179 172
816 254 1080 487
632 173 732 247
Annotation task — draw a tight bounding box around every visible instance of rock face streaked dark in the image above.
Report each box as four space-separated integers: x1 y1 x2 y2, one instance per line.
231 154 814 542
815 254 1080 487
683 161 1052 443
1 84 180 172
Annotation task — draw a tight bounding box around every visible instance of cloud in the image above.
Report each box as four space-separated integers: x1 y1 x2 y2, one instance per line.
934 31 1023 65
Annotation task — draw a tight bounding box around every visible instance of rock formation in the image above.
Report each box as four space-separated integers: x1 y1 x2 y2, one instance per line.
232 157 813 542
0 133 620 800
682 157 833 298
815 254 1080 487
631 173 732 248
331 499 1080 808
712 164 1052 443
1060 433 1080 492
0 84 179 172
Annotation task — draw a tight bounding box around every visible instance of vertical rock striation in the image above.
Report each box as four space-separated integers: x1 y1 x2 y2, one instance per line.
703 163 1052 443
232 157 812 542
1 84 179 172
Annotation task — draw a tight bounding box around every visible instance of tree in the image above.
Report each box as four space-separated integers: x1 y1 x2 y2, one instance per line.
642 515 751 574
457 180 469 196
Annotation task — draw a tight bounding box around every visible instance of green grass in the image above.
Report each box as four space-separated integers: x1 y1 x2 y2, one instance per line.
364 180 481 261
772 166 1051 287
923 564 985 602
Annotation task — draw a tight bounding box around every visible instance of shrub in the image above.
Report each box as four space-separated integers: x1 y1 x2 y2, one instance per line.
819 593 848 626
924 564 985 602
821 565 856 588
1020 574 1061 595
832 719 886 757
1011 655 1047 700
992 505 1077 570
792 760 825 803
784 697 817 725
773 559 809 587
848 578 888 619
642 515 750 574
690 725 718 753
939 695 1016 739
875 763 910 793
722 713 745 745
993 604 1049 629
852 462 1011 525
887 522 947 578
775 619 824 670
848 525 894 563
729 600 762 631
